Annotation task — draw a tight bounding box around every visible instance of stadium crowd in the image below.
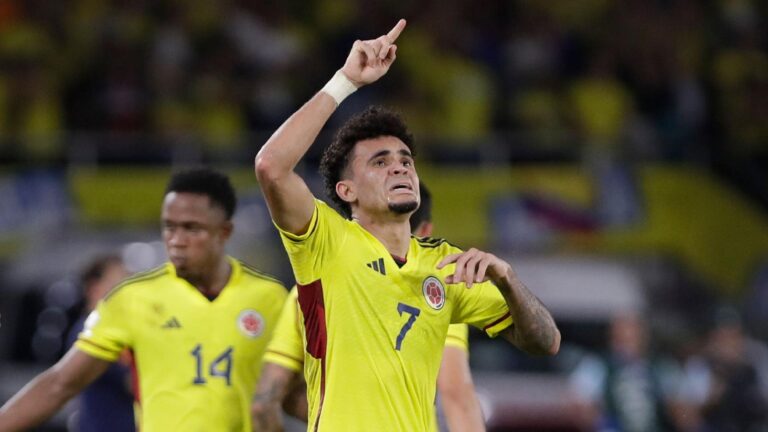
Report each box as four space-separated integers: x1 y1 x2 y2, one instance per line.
0 1 767 431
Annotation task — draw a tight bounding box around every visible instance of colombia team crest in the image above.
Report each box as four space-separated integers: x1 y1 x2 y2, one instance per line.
422 276 446 310
237 309 265 338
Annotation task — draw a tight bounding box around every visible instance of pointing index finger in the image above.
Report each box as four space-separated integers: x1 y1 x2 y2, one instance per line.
386 19 407 43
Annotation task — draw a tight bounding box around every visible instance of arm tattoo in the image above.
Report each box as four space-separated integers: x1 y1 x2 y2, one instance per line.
500 273 559 355
252 367 293 432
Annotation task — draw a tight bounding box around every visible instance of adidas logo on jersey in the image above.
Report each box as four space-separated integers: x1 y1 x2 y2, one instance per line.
366 258 386 275
162 317 182 329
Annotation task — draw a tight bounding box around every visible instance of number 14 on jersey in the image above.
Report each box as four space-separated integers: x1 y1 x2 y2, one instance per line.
191 344 234 385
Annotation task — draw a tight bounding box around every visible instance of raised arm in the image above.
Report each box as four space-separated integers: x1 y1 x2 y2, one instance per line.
0 348 112 431
437 249 561 356
254 19 406 235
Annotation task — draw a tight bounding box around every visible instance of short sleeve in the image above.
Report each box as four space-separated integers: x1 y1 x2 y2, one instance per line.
275 200 348 285
264 288 304 372
444 324 469 352
445 250 513 337
75 288 133 362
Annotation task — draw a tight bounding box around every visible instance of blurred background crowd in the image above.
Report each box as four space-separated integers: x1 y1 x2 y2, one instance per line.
0 0 767 431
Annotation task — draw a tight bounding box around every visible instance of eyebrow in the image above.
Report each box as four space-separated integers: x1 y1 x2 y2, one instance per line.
367 148 413 163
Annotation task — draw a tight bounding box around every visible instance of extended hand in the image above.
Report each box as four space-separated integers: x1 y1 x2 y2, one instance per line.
436 248 513 288
340 19 406 87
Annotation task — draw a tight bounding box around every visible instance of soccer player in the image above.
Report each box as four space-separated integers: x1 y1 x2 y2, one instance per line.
252 184 486 432
0 168 287 431
65 254 135 432
253 19 560 431
412 186 486 432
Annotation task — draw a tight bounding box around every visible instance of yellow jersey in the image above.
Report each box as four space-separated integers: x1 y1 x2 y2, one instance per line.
75 257 287 432
277 200 512 431
264 288 470 369
263 288 304 373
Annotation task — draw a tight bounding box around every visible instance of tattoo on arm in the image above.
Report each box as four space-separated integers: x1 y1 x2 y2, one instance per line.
501 273 560 355
252 366 293 432
282 379 308 422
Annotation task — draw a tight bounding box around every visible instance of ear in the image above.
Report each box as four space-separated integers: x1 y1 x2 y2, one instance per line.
220 220 234 241
335 180 356 205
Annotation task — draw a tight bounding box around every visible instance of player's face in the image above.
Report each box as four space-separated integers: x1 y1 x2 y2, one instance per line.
344 136 420 217
161 192 232 280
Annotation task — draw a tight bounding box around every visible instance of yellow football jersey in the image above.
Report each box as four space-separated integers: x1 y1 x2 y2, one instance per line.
263 288 304 373
444 323 469 352
277 200 512 431
75 257 287 432
264 289 470 369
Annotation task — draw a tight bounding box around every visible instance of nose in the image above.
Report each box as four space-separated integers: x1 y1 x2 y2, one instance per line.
166 228 187 247
391 163 409 175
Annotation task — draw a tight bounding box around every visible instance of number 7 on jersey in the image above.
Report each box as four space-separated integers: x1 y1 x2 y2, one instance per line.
395 302 420 350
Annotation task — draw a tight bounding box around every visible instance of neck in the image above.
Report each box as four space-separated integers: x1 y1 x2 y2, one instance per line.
354 213 412 257
186 257 231 296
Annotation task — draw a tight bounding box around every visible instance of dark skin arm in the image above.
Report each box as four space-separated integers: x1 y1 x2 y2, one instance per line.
0 348 112 431
252 362 307 431
438 249 560 356
282 379 308 421
496 267 560 355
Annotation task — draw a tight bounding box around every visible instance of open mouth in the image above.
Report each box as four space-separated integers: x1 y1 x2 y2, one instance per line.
390 183 413 192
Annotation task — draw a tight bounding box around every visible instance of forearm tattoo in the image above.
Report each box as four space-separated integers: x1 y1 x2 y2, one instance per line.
252 371 292 432
502 274 559 355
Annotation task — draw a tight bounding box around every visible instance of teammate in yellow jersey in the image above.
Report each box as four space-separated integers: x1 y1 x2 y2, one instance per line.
0 168 287 432
254 19 560 431
252 184 486 432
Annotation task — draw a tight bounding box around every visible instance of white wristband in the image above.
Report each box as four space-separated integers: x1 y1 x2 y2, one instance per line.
321 70 358 105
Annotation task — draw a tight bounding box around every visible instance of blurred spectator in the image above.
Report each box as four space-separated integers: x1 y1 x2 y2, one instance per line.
0 0 764 203
677 306 768 432
569 312 683 432
65 253 134 432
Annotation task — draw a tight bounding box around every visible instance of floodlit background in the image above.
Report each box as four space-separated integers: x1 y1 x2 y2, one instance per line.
0 1 767 431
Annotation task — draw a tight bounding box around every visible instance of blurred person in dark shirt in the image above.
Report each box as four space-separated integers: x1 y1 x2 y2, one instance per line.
678 306 768 432
65 254 135 432
569 312 682 432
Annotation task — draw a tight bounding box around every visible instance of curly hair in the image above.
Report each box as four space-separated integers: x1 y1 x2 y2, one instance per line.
319 106 415 218
165 167 237 220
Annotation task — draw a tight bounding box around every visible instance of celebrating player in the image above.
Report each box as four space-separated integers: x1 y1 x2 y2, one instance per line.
0 168 287 431
252 184 486 431
254 19 560 431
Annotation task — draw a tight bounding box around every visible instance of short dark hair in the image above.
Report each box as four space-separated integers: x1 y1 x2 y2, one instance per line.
80 254 122 290
165 167 237 220
409 182 431 233
319 106 415 218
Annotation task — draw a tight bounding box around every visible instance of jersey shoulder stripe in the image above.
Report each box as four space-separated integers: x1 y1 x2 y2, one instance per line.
77 338 112 353
103 265 169 302
414 236 444 245
238 261 284 286
414 236 462 250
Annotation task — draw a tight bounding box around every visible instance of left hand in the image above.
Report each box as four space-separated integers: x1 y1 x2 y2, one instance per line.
437 248 512 288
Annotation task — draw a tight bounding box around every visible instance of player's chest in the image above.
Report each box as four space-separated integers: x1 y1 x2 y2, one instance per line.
327 249 454 341
132 290 276 351
331 242 450 308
